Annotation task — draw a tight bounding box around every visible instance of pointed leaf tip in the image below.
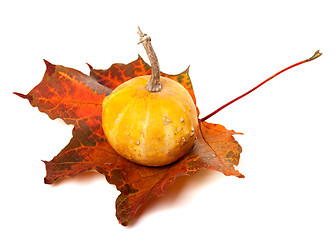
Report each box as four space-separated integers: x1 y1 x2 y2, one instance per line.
86 63 93 71
43 59 56 76
137 54 143 60
13 92 32 101
185 64 190 73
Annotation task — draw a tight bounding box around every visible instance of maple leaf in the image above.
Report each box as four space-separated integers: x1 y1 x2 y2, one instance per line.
14 56 243 226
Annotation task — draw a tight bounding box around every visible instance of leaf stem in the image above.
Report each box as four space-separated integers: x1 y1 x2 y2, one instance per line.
137 27 161 92
200 50 322 122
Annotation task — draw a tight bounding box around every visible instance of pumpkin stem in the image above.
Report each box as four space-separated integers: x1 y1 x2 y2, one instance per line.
138 27 162 92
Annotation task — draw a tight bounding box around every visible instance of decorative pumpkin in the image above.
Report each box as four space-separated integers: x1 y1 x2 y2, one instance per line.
102 28 198 166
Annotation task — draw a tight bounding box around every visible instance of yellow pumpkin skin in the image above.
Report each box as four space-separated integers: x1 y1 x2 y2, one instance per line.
102 75 198 166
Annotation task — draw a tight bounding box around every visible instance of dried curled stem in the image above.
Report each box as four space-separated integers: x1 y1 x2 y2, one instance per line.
138 27 161 92
306 50 322 62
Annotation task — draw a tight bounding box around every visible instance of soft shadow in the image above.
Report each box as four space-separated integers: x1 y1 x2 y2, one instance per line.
127 170 219 227
47 168 224 226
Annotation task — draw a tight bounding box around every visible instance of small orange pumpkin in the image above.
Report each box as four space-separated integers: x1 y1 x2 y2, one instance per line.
102 75 198 166
102 28 198 166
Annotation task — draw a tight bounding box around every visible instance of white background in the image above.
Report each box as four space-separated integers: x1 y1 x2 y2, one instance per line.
1 0 334 239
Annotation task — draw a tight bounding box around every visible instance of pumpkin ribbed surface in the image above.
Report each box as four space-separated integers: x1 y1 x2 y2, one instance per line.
102 75 198 166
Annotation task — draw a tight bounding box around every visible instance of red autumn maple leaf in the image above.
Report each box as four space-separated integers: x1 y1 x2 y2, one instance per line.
14 55 244 225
